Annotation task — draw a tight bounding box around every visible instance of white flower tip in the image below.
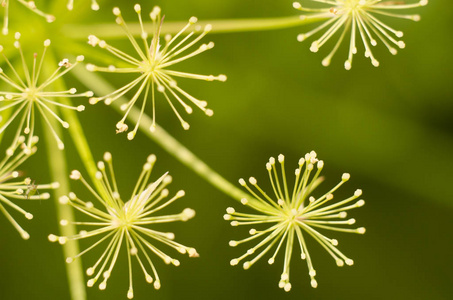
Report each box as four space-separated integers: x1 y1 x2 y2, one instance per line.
238 178 246 186
127 289 134 299
204 24 212 32
229 240 237 247
44 39 51 47
182 122 190 130
230 221 238 226
240 198 248 205
297 33 306 42
86 267 95 276
69 192 77 200
346 259 354 266
336 259 344 267
58 237 67 244
14 32 21 40
284 283 292 292
48 234 58 242
59 196 69 204
342 173 350 181
309 269 316 277
311 279 318 288
182 208 195 221
25 212 33 220
127 131 136 140
248 177 257 185
189 16 198 24
357 227 366 234
70 170 81 180
310 42 319 53
21 232 30 240
293 2 301 9
243 261 251 270
230 258 239 266
146 274 153 283
345 60 352 70
322 58 331 67
278 199 285 206
398 41 406 49
60 219 68 226
278 154 284 163
134 4 141 13
372 59 380 67
218 74 227 81
357 199 365 207
188 248 199 257
77 105 85 112
268 258 274 264
92 3 100 11
153 280 161 290
99 282 106 290
249 228 256 235
317 160 324 169
113 7 121 16
87 279 95 287
226 207 235 214
420 0 428 6
66 257 74 264
354 189 363 197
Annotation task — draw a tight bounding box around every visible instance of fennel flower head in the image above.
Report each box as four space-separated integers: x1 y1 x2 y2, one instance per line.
67 0 99 11
0 33 93 152
49 152 198 299
1 0 55 35
225 151 365 291
293 0 428 69
0 136 59 239
87 4 227 140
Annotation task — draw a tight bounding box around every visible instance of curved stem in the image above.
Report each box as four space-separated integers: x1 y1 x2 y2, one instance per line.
70 66 269 210
64 15 327 39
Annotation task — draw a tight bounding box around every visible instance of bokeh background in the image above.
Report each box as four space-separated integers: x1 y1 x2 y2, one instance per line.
0 0 452 299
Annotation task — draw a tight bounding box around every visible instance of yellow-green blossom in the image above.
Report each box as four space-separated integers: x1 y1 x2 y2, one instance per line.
293 0 428 69
67 0 99 11
49 152 198 299
87 5 227 139
225 151 365 291
0 136 59 239
0 33 93 152
1 0 55 35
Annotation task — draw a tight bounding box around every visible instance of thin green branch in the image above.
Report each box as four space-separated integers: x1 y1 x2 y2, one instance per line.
64 15 326 39
71 66 269 210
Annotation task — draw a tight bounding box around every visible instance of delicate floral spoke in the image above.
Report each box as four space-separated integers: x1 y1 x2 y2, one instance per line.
1 0 55 35
0 33 92 152
86 5 227 138
49 152 198 299
293 0 428 69
225 151 365 292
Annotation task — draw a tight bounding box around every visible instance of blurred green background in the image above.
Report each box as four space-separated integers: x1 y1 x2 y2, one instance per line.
0 0 452 299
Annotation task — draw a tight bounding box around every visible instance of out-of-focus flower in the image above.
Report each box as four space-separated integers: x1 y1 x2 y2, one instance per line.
67 0 99 11
0 33 93 152
1 0 55 35
293 0 428 69
225 151 365 291
0 136 59 239
87 5 226 139
49 152 198 299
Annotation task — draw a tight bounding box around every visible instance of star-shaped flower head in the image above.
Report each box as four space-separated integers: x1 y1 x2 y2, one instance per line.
87 4 227 140
49 152 198 299
1 0 55 35
0 33 93 153
0 136 59 239
67 0 99 11
293 0 428 69
224 151 365 291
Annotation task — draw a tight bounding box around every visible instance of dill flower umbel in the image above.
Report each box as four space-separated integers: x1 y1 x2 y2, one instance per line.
87 5 227 139
67 0 99 11
0 33 93 152
293 0 428 69
0 136 59 239
225 151 365 291
1 0 55 35
49 152 198 299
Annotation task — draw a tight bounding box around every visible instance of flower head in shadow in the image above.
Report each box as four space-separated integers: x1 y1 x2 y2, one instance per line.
87 5 226 139
0 136 59 239
225 151 365 291
49 152 198 299
0 33 93 152
293 0 428 69
1 0 55 35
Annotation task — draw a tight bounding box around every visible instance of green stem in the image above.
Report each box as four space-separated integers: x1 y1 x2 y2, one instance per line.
64 15 326 39
43 112 86 300
71 66 270 209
